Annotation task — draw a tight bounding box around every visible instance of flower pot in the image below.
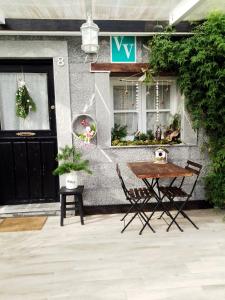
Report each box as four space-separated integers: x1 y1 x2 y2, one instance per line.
66 172 78 189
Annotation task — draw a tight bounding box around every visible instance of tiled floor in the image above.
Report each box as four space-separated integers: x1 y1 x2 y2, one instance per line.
0 209 225 300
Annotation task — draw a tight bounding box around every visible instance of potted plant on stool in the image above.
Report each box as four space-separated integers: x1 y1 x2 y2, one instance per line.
53 145 92 189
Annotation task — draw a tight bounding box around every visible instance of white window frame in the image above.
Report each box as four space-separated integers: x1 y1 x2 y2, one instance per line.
110 77 179 139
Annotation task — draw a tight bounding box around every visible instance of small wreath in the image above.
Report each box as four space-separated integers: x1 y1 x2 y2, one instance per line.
16 80 36 119
72 114 97 144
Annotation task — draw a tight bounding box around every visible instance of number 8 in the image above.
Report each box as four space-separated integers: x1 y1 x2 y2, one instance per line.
57 57 65 66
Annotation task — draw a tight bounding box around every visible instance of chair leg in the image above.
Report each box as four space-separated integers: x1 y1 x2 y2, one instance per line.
166 201 186 232
139 200 161 235
158 211 165 219
120 205 134 221
121 212 138 233
121 198 155 233
167 197 199 231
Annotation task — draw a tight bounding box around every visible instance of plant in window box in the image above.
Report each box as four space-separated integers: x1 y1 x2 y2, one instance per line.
53 145 92 189
134 130 154 142
111 124 127 145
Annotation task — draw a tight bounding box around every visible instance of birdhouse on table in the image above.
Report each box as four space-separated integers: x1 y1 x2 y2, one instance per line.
154 148 169 164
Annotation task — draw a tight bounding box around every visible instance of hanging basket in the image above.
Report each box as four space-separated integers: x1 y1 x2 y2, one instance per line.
72 114 97 143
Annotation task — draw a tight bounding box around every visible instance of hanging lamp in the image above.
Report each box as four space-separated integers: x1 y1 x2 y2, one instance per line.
80 15 99 54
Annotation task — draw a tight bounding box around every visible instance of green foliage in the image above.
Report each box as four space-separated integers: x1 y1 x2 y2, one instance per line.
147 130 155 140
111 139 181 146
16 83 36 119
170 114 181 131
134 130 155 141
53 145 92 176
149 12 225 207
111 124 127 141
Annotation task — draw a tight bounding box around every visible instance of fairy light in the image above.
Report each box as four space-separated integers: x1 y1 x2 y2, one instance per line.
135 82 139 110
155 80 159 123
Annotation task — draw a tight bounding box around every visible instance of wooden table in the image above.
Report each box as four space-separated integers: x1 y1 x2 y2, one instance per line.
127 161 193 179
127 161 193 234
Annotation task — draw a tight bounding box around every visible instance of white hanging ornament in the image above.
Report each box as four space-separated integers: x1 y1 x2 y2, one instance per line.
135 82 139 110
155 80 159 123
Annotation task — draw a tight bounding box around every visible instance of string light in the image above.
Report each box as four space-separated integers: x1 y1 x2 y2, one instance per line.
155 80 159 123
135 82 139 110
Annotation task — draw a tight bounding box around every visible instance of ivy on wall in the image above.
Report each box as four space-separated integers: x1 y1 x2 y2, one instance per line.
148 13 225 207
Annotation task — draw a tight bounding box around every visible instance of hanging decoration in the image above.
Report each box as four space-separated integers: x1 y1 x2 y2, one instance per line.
72 114 97 144
155 80 162 140
135 82 139 110
16 80 36 119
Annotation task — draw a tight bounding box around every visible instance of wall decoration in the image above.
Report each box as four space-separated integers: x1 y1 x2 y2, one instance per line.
111 36 136 63
72 114 97 144
16 80 36 119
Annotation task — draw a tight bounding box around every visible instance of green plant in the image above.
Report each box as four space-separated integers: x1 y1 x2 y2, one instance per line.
134 130 155 141
111 138 181 146
111 124 127 141
134 132 148 141
147 130 155 140
53 145 92 176
149 12 225 207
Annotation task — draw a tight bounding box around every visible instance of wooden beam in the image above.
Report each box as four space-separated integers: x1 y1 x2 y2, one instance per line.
91 63 149 73
0 19 194 33
169 0 201 25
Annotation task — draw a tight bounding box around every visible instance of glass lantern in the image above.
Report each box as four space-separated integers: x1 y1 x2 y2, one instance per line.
80 15 99 54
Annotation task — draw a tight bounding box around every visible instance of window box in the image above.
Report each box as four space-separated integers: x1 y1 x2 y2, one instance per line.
110 77 181 146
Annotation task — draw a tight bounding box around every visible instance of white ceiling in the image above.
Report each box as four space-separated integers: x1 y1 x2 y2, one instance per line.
0 0 224 21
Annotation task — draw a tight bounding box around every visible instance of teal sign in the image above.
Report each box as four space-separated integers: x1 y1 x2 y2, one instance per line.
111 36 136 63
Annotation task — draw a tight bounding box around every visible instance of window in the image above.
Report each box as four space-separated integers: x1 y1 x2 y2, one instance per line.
0 72 50 130
111 78 180 139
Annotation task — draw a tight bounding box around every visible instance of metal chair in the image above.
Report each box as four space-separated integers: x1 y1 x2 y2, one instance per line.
116 164 155 234
158 160 202 232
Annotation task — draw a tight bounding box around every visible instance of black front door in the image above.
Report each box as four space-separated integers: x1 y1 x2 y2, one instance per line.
0 60 59 204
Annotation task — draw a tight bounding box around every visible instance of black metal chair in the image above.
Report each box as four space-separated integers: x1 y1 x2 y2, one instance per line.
116 164 155 234
158 160 202 232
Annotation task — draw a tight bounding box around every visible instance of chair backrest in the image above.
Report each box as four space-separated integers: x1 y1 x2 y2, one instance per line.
185 160 202 176
179 160 202 196
116 164 130 198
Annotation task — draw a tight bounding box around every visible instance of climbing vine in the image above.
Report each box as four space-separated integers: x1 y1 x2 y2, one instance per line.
149 12 225 207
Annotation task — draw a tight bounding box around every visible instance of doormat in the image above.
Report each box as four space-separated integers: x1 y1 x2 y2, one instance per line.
0 216 47 232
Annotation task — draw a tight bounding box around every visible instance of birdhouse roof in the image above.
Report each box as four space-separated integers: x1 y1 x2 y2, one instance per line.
155 147 169 153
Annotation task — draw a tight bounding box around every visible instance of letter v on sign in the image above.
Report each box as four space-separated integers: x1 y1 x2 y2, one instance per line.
111 36 136 63
113 36 124 51
123 44 134 59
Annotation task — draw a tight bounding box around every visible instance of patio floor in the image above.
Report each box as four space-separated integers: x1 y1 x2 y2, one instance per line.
0 209 225 300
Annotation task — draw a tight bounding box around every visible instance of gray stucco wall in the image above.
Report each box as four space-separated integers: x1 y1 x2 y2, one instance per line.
0 35 209 205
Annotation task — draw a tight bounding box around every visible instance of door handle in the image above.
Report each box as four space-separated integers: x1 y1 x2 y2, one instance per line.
16 132 36 137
